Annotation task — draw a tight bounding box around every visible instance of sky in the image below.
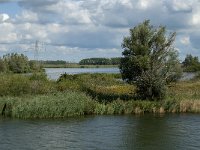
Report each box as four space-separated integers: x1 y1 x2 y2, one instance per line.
0 0 200 62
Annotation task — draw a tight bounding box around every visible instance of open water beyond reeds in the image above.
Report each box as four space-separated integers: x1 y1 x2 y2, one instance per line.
45 68 196 81
0 114 200 150
45 68 119 80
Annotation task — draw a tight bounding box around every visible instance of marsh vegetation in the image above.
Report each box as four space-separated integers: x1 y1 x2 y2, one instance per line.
0 72 200 119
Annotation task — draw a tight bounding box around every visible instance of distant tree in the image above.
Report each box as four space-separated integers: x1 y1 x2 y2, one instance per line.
182 54 200 72
110 57 121 65
119 20 182 100
79 57 121 65
42 60 66 65
79 58 111 65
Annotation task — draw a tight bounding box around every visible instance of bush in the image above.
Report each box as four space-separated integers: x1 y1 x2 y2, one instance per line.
135 72 167 100
0 74 55 96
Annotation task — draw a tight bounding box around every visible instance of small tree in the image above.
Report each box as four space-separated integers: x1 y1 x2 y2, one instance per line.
182 54 200 72
119 20 182 100
3 53 31 73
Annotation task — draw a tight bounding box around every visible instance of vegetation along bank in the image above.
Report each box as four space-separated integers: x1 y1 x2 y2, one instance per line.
0 72 200 119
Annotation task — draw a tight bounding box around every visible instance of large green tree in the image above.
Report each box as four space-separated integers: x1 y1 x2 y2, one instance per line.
119 20 182 100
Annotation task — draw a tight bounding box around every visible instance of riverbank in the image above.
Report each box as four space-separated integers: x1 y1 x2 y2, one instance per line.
0 92 200 119
0 73 200 119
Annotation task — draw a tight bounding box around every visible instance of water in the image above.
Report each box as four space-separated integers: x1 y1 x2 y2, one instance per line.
45 68 119 80
45 68 197 80
181 72 197 81
0 114 200 150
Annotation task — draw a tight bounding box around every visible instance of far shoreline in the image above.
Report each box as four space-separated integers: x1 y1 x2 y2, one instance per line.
43 64 119 68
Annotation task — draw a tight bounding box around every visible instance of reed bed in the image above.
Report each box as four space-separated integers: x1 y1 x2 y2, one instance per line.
1 94 200 119
0 92 96 119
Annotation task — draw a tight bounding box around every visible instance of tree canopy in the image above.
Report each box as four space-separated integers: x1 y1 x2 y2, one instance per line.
119 20 182 100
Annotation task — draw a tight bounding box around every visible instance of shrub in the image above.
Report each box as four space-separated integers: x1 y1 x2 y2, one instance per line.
0 74 55 96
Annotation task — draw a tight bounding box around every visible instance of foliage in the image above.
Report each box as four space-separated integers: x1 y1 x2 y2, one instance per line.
182 54 200 72
1 53 42 73
57 73 134 101
0 58 7 73
1 74 200 118
119 20 182 100
41 60 67 65
0 92 95 119
0 73 55 96
3 53 31 73
79 57 121 65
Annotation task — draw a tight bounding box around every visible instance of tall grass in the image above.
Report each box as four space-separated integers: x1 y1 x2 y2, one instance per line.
0 92 96 119
1 94 200 119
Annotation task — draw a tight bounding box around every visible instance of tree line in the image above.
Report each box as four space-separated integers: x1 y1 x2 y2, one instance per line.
39 60 67 65
79 57 121 65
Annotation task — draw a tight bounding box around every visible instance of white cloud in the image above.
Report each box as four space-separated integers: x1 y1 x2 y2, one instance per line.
180 36 190 46
0 13 10 22
192 13 200 26
0 0 200 60
137 0 151 9
0 23 17 43
16 10 38 22
171 0 193 12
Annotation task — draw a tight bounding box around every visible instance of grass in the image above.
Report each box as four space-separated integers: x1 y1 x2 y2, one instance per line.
0 73 56 96
1 72 200 119
168 81 200 101
1 93 200 119
0 92 96 119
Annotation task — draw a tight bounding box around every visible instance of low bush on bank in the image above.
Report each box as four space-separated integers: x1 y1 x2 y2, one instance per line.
83 85 135 102
0 73 55 96
57 73 134 101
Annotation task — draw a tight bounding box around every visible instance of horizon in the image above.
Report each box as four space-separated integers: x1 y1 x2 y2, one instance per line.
0 0 200 62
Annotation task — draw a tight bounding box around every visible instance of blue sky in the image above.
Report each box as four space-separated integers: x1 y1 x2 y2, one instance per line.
0 2 21 17
0 0 200 62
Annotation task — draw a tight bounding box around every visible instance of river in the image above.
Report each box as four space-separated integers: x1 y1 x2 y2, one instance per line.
45 68 196 80
0 114 200 150
45 68 120 80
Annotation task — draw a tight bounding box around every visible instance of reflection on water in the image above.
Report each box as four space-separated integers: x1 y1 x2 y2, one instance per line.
0 114 200 150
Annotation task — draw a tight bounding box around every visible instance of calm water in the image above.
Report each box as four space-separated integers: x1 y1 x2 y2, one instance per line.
45 68 119 80
45 68 196 80
0 114 200 150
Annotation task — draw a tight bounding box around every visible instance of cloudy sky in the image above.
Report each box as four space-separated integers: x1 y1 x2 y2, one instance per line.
0 0 200 62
